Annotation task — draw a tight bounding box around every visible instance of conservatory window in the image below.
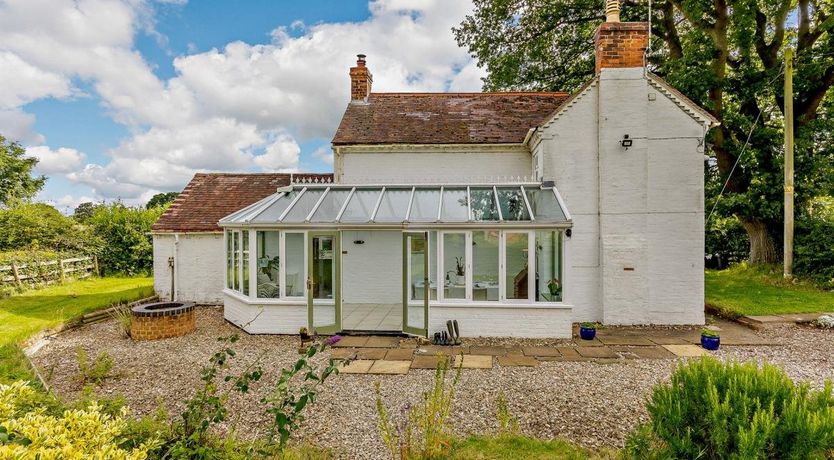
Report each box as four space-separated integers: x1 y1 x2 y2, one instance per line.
242 231 250 296
232 231 240 291
535 230 563 302
505 232 530 300
285 233 305 297
472 231 499 301
226 230 233 290
442 232 467 299
256 231 281 298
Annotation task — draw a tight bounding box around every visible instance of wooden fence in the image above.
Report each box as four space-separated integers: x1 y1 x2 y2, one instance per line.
0 256 98 287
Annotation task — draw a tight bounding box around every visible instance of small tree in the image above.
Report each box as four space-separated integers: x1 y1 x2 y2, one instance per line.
86 203 164 275
0 134 45 207
146 192 179 210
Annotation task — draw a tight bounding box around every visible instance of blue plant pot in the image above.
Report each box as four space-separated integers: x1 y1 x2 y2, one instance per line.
579 327 596 340
701 335 720 350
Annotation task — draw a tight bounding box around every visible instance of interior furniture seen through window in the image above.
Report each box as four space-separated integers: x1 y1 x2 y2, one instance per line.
256 231 280 298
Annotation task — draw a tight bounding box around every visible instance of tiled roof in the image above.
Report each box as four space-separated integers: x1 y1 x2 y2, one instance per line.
332 92 569 145
151 173 333 232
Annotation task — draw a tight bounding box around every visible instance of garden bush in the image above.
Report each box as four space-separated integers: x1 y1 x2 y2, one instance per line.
795 212 834 288
626 357 834 459
0 203 90 253
86 203 164 276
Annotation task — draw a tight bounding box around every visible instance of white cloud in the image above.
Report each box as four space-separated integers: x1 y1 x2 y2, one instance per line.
26 145 86 174
0 0 485 200
312 146 334 166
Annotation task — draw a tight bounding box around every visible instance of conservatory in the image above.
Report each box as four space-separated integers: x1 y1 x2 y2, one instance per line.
218 182 572 337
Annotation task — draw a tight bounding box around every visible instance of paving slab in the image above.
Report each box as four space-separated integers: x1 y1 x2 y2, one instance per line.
355 348 387 360
497 355 539 367
453 354 493 369
384 348 415 361
662 344 710 357
574 338 605 347
330 348 358 360
332 336 369 348
415 345 468 356
556 347 581 359
338 360 374 374
368 360 411 375
646 336 693 345
613 346 676 360
522 346 561 357
575 346 618 359
364 336 400 348
744 315 794 325
596 335 655 346
470 345 514 356
411 354 448 369
778 313 829 323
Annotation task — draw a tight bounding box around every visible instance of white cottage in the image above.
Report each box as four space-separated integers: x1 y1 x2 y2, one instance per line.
151 10 718 338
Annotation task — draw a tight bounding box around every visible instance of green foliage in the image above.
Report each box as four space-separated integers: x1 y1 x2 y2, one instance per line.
705 263 834 317
705 216 748 268
261 338 342 450
108 305 132 338
0 203 89 252
72 201 101 223
495 391 519 437
75 347 116 386
146 191 179 209
0 135 45 207
376 355 462 459
86 203 164 275
626 357 834 459
700 328 719 338
795 210 834 287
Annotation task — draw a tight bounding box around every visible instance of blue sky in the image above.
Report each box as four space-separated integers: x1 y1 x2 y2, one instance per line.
1 0 482 212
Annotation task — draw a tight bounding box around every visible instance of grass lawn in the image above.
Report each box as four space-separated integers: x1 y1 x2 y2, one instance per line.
706 263 834 317
0 276 154 383
451 436 618 459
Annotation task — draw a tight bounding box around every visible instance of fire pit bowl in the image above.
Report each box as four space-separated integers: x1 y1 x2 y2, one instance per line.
130 301 196 341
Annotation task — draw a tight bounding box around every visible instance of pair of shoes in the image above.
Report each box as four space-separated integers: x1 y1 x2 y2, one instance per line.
446 320 461 346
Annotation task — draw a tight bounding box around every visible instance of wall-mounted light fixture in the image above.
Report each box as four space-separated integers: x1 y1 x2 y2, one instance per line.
565 229 572 238
620 134 633 149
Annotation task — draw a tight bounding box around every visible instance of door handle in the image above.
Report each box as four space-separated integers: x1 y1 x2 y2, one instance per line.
306 277 314 290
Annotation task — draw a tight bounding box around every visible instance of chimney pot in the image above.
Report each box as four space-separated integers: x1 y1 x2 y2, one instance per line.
356 54 366 66
605 0 621 22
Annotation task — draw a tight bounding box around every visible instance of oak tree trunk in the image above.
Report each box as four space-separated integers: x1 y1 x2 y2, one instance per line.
739 217 778 265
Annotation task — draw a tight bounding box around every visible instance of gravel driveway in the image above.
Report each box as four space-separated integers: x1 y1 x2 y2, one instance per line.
29 306 834 459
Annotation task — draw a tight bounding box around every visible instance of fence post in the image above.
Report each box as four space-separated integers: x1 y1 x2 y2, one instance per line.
10 262 22 287
93 255 100 276
59 259 66 282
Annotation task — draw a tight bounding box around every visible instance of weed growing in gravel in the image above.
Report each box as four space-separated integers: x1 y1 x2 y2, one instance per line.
75 347 116 385
376 354 462 459
625 357 834 459
261 335 343 451
495 391 519 437
108 305 132 338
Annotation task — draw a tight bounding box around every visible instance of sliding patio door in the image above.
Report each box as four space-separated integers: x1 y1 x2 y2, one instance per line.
403 231 429 336
307 231 340 334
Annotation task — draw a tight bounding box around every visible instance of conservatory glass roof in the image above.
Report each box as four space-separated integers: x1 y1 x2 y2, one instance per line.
219 183 571 227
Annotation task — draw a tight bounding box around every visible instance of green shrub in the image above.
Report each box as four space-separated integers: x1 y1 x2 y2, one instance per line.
75 347 117 386
86 203 164 275
705 215 748 268
0 203 90 253
795 213 834 287
626 357 834 459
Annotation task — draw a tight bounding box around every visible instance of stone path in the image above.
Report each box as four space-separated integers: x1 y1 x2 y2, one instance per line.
330 318 777 374
739 312 834 329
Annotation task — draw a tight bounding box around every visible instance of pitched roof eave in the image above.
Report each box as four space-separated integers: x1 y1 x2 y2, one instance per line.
647 73 720 128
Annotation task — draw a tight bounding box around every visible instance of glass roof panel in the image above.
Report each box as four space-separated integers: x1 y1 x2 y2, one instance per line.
282 189 325 222
409 189 440 222
469 187 499 221
440 188 469 222
340 189 381 223
248 191 298 223
525 188 566 222
374 188 411 222
310 189 351 222
497 187 531 221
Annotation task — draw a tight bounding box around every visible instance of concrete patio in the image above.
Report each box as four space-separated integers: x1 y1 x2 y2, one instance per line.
331 317 777 374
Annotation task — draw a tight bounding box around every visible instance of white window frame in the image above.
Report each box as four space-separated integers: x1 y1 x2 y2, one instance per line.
281 230 307 300
501 230 534 302
438 231 470 302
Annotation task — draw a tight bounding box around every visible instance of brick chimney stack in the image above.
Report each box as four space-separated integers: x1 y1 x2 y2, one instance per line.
594 0 648 74
349 54 373 103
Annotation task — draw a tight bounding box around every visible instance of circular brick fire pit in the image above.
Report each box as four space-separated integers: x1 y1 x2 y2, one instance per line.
130 301 196 341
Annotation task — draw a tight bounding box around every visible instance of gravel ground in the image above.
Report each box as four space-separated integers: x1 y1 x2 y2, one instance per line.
29 306 834 459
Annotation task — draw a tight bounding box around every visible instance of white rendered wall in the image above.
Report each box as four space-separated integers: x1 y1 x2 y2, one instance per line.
538 68 706 325
337 148 531 184
224 292 307 334
341 230 402 305
429 305 572 338
153 233 225 304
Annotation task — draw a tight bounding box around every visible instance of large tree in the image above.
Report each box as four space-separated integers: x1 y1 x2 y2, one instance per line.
455 0 834 264
0 135 45 207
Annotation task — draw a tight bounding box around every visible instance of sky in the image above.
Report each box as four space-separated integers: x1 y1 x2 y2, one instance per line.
0 0 485 213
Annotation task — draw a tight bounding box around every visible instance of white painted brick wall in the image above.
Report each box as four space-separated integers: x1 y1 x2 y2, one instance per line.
341 230 401 304
429 305 572 338
224 293 308 334
153 233 225 304
339 148 531 183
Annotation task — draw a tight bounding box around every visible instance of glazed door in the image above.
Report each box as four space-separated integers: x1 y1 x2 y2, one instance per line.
402 231 429 336
307 231 340 334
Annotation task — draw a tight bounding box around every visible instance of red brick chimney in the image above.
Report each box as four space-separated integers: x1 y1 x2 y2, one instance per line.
349 54 373 103
594 0 649 74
